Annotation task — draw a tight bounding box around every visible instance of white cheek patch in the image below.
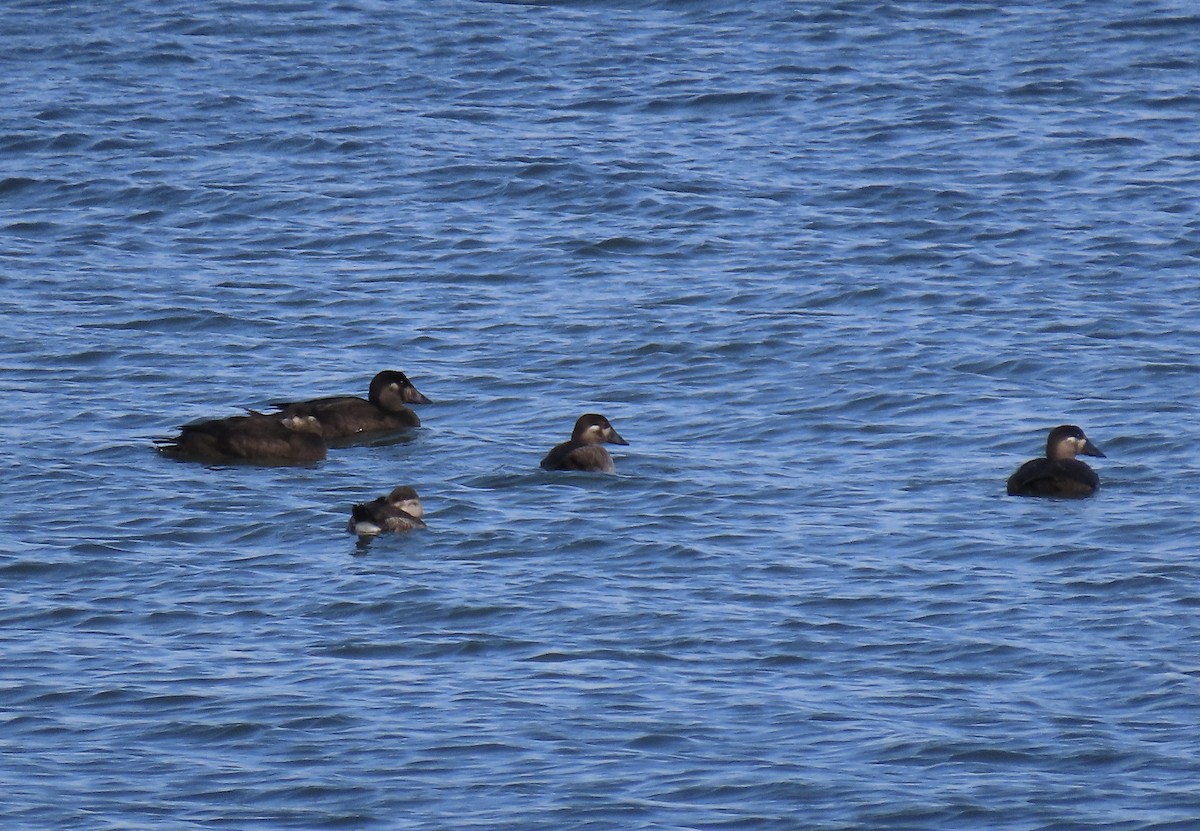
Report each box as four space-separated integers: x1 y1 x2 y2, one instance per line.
398 499 423 519
1054 436 1084 459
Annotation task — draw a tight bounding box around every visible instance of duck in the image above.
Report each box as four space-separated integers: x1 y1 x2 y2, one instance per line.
158 412 326 464
347 486 426 536
273 370 431 441
1007 424 1105 498
540 413 629 474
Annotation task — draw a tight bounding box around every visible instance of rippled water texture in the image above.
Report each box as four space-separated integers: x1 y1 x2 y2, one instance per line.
3 1 1200 828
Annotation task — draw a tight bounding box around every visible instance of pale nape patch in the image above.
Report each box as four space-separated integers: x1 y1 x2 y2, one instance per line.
396 499 423 519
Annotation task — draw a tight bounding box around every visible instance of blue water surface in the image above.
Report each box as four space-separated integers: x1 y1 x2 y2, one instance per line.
3 1 1200 828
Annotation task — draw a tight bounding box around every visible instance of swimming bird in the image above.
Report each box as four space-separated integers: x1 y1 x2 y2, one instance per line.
274 370 431 441
347 486 426 536
539 413 629 474
1007 424 1105 498
158 412 326 464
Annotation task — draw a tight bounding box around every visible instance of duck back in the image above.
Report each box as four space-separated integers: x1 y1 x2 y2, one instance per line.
540 441 616 473
160 413 326 464
1007 458 1099 498
279 396 419 439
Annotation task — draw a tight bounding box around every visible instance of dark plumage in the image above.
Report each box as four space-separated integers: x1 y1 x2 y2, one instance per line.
539 413 629 474
275 370 430 441
347 486 426 536
1007 424 1105 498
158 413 326 465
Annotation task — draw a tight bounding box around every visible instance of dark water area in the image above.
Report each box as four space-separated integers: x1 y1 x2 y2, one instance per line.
3 1 1200 828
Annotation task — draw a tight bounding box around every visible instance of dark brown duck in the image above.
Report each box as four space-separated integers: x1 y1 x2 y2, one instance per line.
274 370 431 441
158 412 326 465
1007 424 1105 498
347 486 426 536
540 413 629 474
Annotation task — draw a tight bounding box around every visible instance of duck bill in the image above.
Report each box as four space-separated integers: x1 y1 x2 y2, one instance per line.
1082 439 1105 458
404 386 432 405
606 428 629 446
